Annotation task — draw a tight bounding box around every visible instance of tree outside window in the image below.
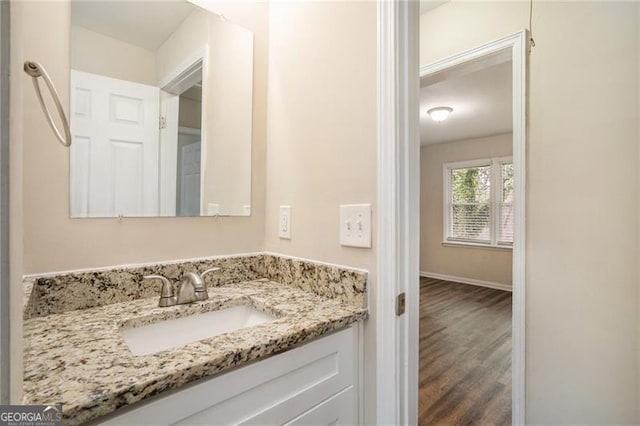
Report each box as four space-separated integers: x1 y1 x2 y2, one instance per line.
445 158 513 247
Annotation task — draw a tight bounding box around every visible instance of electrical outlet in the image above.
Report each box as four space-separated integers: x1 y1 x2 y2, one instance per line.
340 204 372 248
279 206 292 239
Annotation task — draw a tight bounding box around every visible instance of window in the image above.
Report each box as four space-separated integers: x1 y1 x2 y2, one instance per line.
444 157 513 248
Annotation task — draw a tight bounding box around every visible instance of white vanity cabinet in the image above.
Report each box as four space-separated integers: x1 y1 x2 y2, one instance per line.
99 325 362 425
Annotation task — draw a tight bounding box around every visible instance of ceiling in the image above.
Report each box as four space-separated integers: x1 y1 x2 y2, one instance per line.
420 0 450 14
71 1 195 51
420 61 513 146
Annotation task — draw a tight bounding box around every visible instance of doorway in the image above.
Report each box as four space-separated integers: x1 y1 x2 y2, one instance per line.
374 3 527 421
418 47 518 423
417 32 526 424
159 54 205 217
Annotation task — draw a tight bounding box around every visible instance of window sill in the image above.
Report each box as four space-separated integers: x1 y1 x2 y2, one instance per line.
441 241 513 251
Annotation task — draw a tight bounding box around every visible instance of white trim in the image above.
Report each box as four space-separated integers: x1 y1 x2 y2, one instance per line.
442 241 512 251
420 271 512 292
198 47 209 216
178 126 201 137
157 49 205 94
377 1 420 425
443 156 513 247
419 30 527 425
444 158 492 169
419 31 526 79
158 49 207 217
511 32 527 426
159 92 179 217
354 321 365 424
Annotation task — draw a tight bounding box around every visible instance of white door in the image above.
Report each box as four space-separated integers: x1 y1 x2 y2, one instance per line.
179 141 201 216
70 70 160 217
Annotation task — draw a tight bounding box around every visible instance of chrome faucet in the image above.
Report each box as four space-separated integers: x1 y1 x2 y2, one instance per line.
143 267 221 307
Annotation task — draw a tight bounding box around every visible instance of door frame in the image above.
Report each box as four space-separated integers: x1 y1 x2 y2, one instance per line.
158 48 207 217
159 92 179 216
418 31 527 424
376 2 528 424
376 1 420 424
177 128 202 216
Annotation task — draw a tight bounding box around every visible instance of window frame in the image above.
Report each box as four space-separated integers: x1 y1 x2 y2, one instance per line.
443 156 513 249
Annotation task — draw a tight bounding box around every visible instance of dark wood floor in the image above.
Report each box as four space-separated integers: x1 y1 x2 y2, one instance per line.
419 277 512 425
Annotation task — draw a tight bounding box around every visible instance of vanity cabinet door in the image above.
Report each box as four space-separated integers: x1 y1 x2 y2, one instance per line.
285 386 356 426
99 326 360 425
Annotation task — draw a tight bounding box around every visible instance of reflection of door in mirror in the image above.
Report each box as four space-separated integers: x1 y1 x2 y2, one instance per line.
175 124 202 217
70 70 160 217
69 0 254 218
179 139 201 217
162 63 203 217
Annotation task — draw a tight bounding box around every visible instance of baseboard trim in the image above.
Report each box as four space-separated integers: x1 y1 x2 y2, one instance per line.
420 271 512 292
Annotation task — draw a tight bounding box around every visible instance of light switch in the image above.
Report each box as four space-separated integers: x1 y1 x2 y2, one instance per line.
340 204 372 248
279 206 292 239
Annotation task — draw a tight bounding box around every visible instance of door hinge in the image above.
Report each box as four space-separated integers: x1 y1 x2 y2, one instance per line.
159 115 167 130
396 292 406 316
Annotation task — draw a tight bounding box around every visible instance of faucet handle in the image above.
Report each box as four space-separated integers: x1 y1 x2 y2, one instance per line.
143 275 177 307
190 267 221 302
201 267 221 278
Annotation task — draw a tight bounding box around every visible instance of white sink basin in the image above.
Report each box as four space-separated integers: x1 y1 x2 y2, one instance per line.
120 305 276 356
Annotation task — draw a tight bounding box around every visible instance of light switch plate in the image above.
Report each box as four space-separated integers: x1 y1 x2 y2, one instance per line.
279 206 292 239
340 204 371 248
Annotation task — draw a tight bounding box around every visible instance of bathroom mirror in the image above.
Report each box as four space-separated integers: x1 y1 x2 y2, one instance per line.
69 1 253 217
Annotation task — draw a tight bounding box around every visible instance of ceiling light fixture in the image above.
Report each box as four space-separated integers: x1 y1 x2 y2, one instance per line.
427 106 453 122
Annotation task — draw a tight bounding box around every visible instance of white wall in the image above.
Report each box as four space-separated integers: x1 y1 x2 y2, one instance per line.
202 18 253 216
155 9 209 85
15 1 268 276
421 2 639 423
8 0 24 403
71 26 157 86
264 1 377 421
420 133 513 286
157 6 254 216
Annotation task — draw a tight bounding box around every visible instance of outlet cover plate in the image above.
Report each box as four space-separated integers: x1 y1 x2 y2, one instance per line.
279 206 292 239
340 204 371 248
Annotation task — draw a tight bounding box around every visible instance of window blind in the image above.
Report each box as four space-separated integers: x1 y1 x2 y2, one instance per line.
499 163 514 244
449 165 491 242
445 159 514 247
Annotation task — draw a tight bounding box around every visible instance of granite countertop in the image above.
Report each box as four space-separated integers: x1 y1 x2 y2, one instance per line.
22 279 367 425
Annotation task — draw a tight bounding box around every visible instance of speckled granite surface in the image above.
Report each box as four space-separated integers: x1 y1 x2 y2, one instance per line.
23 279 367 425
24 254 368 318
23 254 265 318
264 255 367 308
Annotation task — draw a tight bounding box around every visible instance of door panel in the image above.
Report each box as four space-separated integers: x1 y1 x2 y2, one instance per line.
112 140 144 216
70 70 160 217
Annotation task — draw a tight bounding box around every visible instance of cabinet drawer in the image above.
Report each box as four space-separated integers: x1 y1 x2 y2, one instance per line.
100 326 356 425
285 386 355 426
